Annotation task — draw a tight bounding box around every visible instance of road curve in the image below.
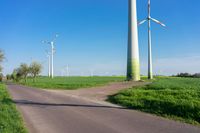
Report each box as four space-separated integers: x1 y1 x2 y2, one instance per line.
7 84 200 133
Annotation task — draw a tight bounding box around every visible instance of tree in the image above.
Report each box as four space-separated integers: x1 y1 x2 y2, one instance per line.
175 73 200 78
0 66 2 73
19 63 30 82
29 61 42 82
11 69 17 81
11 68 23 82
6 74 12 80
0 50 5 73
176 73 191 78
192 73 200 78
0 50 4 63
0 73 3 82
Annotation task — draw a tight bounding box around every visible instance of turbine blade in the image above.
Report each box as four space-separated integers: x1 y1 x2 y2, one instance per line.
150 18 166 27
42 40 47 44
52 34 59 42
138 19 147 25
42 40 51 45
148 0 151 15
45 50 50 55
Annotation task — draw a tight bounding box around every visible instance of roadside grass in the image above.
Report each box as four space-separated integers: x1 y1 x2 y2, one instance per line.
20 76 125 90
0 83 27 133
108 77 200 125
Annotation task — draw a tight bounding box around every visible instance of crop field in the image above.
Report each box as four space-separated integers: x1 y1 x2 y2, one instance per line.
20 76 125 90
109 77 200 125
0 83 27 133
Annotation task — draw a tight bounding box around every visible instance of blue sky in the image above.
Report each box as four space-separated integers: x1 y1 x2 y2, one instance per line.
1 0 200 76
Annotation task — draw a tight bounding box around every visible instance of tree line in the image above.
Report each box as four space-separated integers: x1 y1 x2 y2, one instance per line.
173 73 200 78
6 62 42 83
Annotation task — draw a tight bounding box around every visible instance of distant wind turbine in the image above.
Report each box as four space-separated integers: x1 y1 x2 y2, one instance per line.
45 50 51 77
138 0 166 79
43 34 59 78
90 69 94 77
65 65 70 77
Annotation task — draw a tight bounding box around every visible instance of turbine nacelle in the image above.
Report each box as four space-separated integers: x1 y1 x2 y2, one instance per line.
50 41 54 45
138 17 166 27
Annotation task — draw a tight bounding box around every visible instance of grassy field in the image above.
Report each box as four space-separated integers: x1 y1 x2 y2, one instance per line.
109 77 200 125
0 83 27 133
20 76 125 90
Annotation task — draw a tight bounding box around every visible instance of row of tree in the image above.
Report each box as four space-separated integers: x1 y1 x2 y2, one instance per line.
174 73 200 78
7 62 42 82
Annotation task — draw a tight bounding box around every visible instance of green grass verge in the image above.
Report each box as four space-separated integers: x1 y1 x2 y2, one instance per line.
0 83 27 133
108 77 200 125
20 76 125 90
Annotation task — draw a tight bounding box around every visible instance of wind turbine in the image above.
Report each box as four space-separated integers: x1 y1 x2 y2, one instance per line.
67 65 70 77
138 0 166 79
64 65 70 77
127 0 141 81
43 34 59 78
45 50 51 77
90 69 94 77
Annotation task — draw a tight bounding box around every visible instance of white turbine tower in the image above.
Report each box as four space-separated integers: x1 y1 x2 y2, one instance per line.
138 0 166 79
43 34 58 79
65 65 70 77
45 50 51 77
127 0 141 81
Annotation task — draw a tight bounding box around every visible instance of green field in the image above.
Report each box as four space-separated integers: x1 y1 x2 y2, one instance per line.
109 77 200 125
0 83 27 133
20 76 125 90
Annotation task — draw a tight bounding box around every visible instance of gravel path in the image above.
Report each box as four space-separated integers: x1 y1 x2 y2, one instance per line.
46 81 148 102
